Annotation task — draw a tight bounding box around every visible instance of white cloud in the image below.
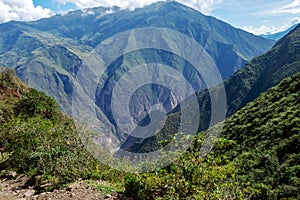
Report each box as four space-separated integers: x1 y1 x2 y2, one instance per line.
243 17 300 35
281 0 300 10
0 0 224 24
243 25 284 35
0 0 54 23
174 0 223 14
291 17 300 24
270 0 300 15
55 0 222 15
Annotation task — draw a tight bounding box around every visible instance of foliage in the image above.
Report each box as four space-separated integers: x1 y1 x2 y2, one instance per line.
125 134 256 199
15 88 61 120
0 67 28 98
125 73 300 199
124 27 300 199
217 72 300 200
0 68 28 124
87 180 123 195
0 68 126 191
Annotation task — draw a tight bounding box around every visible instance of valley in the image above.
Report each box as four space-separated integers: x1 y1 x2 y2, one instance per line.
0 1 299 200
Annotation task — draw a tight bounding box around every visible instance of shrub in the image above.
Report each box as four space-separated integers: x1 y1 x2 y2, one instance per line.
15 89 61 120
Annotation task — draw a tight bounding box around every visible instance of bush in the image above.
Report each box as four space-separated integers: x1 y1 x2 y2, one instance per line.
0 68 27 98
125 135 256 200
15 89 61 120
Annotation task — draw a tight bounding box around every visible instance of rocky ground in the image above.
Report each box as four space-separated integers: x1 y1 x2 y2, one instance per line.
0 175 129 200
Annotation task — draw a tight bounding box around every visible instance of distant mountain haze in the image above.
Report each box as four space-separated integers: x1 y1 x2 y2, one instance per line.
260 23 299 41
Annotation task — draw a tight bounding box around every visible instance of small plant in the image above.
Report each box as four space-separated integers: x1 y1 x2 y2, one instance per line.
87 180 123 194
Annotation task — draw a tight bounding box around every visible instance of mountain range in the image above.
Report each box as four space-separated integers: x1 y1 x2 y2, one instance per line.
0 1 275 143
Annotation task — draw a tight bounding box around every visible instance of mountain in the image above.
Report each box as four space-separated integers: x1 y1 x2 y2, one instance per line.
126 24 300 152
260 23 299 41
224 24 300 116
26 1 274 79
125 71 300 200
0 2 274 143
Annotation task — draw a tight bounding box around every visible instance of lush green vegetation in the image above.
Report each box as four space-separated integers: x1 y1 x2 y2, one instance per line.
219 72 300 199
125 72 300 199
0 68 126 192
125 135 257 199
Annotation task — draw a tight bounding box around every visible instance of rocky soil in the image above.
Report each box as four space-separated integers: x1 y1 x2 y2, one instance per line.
0 175 128 200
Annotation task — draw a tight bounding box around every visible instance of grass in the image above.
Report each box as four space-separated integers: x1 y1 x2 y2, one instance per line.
86 180 124 194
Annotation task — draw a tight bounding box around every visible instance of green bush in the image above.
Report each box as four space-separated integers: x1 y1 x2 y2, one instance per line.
15 89 61 120
0 68 27 98
125 135 256 200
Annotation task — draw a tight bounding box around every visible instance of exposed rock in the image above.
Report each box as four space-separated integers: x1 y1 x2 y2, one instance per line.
23 189 35 197
0 177 127 200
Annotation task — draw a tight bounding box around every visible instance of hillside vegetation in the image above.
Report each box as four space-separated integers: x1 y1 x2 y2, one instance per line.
0 68 125 192
125 72 300 200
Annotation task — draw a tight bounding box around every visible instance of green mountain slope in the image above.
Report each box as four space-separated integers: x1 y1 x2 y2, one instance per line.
125 72 300 200
0 68 125 191
124 24 300 152
26 2 273 72
225 24 300 116
219 74 300 200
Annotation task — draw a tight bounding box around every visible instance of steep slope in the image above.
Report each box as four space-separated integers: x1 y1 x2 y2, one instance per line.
218 74 300 200
125 72 300 200
0 68 125 192
25 2 274 79
225 24 300 116
188 23 300 124
0 67 29 124
126 24 300 152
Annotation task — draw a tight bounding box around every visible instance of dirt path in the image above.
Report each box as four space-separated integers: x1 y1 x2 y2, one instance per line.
0 176 127 200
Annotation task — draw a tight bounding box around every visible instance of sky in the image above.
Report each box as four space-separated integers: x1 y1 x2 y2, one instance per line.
0 0 299 35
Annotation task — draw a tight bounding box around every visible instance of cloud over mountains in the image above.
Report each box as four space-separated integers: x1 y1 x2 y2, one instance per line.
55 0 222 14
0 0 222 24
0 0 54 23
0 0 299 35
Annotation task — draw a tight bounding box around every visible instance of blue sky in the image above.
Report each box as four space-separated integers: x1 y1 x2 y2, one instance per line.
210 0 300 34
0 0 299 35
32 0 77 13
